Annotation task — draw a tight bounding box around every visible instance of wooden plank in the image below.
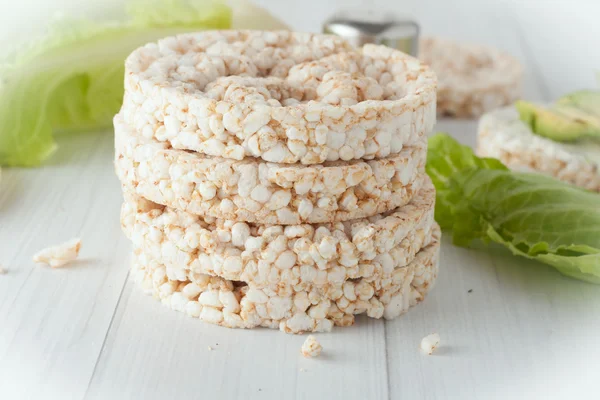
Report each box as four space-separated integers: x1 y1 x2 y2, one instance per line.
85 282 388 400
0 132 132 400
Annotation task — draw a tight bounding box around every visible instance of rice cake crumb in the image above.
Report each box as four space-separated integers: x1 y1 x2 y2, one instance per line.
420 333 440 355
33 238 82 268
301 335 322 358
0 265 6 274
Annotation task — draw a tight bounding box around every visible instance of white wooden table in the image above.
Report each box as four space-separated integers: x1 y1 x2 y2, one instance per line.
1 1 599 399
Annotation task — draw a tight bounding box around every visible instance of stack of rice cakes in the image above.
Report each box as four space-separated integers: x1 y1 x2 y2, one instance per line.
115 30 441 334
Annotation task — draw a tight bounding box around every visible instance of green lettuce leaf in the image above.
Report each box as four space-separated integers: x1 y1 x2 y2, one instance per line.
0 0 232 167
426 133 600 283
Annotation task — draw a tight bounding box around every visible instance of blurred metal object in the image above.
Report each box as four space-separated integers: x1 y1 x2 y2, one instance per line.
323 9 419 56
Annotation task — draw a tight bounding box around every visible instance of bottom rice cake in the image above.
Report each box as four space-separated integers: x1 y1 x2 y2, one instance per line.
121 177 437 291
477 106 600 192
130 228 440 334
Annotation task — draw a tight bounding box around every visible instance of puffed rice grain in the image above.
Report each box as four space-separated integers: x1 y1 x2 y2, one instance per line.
301 335 322 358
420 333 440 355
33 238 82 268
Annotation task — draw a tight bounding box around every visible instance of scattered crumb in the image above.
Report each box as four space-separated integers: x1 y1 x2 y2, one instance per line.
420 333 441 355
207 346 213 351
0 265 6 275
258 389 262 392
299 368 306 372
301 335 322 358
33 238 81 268
468 289 473 293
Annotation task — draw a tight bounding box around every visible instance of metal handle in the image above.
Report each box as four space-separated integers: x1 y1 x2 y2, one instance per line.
322 9 420 56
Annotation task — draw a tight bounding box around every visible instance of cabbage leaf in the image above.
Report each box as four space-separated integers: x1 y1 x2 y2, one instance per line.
0 0 232 166
426 133 600 283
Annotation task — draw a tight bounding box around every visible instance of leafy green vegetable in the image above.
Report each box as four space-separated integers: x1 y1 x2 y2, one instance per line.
426 133 600 283
0 0 232 167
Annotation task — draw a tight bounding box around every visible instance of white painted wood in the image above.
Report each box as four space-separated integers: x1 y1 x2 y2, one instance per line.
1 1 599 400
386 238 600 400
84 282 388 400
0 132 132 400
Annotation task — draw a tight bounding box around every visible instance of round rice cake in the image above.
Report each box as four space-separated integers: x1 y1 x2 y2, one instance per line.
121 176 437 287
130 230 440 334
477 106 600 192
115 113 427 224
419 36 521 118
122 30 436 164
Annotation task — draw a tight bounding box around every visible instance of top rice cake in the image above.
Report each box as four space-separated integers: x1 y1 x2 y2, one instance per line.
122 30 437 164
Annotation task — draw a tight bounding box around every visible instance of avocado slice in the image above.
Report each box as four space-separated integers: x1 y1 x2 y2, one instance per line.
557 90 600 118
516 100 600 142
